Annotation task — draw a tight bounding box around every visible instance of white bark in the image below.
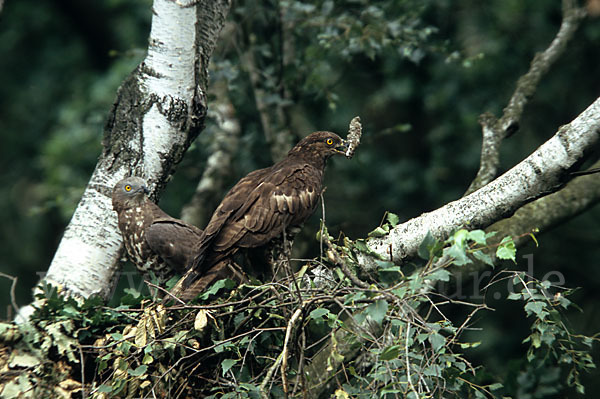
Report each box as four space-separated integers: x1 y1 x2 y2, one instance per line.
357 96 600 271
42 172 127 299
140 0 197 180
26 0 230 311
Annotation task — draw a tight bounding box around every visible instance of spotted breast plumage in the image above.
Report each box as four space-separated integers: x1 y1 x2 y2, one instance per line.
112 177 203 283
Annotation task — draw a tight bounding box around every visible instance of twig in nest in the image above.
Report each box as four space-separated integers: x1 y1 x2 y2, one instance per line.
146 281 185 305
345 116 362 159
281 307 303 396
259 305 304 398
0 272 19 317
322 237 369 289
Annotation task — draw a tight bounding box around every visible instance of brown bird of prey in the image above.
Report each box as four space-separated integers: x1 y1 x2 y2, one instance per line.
170 131 348 301
112 177 204 283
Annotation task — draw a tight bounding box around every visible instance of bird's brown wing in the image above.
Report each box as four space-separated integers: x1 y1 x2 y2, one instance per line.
190 167 273 269
221 164 322 249
200 163 321 263
145 218 203 274
174 163 321 299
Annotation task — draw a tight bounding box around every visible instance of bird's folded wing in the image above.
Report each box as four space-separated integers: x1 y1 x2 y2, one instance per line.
145 219 203 273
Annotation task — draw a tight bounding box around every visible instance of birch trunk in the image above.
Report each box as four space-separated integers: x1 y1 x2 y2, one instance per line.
27 0 230 307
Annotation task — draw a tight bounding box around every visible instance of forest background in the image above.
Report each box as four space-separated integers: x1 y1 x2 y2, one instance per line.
1 0 600 396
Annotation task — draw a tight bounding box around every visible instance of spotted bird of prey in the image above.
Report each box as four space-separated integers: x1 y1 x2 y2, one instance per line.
112 177 204 284
170 131 349 301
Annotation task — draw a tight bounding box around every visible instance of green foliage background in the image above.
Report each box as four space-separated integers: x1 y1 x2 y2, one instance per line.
1 0 600 395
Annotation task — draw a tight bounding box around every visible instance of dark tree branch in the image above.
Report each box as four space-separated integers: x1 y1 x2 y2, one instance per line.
241 46 294 162
181 81 241 227
0 272 19 318
570 166 600 176
466 0 586 195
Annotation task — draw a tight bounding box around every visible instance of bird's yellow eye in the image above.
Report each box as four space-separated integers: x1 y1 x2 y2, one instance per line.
124 185 132 192
326 138 334 146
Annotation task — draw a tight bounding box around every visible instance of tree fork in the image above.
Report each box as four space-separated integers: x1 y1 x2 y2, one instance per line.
20 1 231 319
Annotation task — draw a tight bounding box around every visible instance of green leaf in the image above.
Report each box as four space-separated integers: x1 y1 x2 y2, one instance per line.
386 212 400 227
507 292 522 300
472 250 494 266
379 345 402 361
452 229 469 248
61 304 80 318
326 312 341 328
416 333 429 344
221 358 238 376
97 384 113 393
488 382 503 391
423 364 442 377
459 341 481 349
309 308 330 321
368 227 387 237
392 286 407 299
429 332 446 353
541 280 551 289
128 364 148 377
123 288 141 298
485 231 498 239
375 260 397 270
496 236 516 263
445 243 471 266
427 269 451 282
529 332 541 348
467 230 487 245
366 300 388 325
524 301 546 318
368 226 388 238
474 389 486 399
200 279 236 299
540 330 556 346
353 239 385 259
418 231 437 260
354 239 369 253
513 274 523 285
344 291 366 305
213 340 235 353
142 353 154 365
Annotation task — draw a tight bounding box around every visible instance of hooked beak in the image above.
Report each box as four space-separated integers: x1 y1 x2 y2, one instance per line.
334 139 349 155
138 185 150 195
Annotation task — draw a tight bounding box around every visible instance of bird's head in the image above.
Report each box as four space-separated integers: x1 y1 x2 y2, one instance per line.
288 131 348 162
112 177 150 210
